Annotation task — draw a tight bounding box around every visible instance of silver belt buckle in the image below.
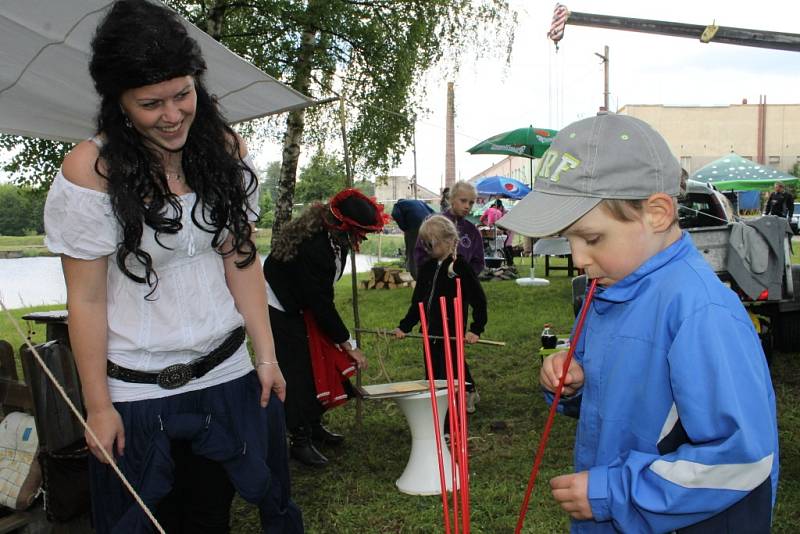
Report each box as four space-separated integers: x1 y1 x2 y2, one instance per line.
157 363 193 389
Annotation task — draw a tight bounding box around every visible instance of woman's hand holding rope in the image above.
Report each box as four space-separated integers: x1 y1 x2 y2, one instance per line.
86 405 126 463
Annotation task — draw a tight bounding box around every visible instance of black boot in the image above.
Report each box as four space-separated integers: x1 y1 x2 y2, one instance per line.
289 430 328 467
311 422 344 446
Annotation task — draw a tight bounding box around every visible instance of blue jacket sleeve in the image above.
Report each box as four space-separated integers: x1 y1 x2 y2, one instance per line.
589 304 778 532
391 201 408 231
542 322 585 419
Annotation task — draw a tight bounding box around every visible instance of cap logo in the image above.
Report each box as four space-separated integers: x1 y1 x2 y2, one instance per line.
538 149 580 183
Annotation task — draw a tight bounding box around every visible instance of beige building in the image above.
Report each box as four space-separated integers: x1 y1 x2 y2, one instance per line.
469 156 536 186
375 175 438 203
619 103 800 175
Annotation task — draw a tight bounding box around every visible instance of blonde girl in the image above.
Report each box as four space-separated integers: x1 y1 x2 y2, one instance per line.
395 215 488 413
414 181 485 275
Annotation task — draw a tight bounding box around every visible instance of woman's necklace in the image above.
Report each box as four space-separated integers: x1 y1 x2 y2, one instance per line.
165 170 184 182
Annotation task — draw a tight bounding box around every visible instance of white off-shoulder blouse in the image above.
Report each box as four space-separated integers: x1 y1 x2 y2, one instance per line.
43 153 261 402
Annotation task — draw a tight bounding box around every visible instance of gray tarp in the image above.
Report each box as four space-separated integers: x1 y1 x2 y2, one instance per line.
0 0 315 142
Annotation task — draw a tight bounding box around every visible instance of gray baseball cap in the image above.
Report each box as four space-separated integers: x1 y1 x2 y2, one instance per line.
498 111 681 237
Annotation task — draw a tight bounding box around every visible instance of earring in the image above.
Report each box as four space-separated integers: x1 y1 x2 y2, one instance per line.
123 116 132 128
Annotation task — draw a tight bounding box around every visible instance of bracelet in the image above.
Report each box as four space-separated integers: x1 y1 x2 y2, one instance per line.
256 361 280 367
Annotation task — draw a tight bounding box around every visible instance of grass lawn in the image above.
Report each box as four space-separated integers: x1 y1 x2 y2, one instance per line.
2 258 798 532
230 258 799 533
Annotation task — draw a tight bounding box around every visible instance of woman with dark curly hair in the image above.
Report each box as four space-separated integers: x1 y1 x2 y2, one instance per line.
265 189 386 467
43 1 301 532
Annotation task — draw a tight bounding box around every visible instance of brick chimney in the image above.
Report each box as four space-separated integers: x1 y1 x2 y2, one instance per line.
445 82 456 189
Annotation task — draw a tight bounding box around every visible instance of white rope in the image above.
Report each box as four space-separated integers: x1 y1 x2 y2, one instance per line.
0 299 165 534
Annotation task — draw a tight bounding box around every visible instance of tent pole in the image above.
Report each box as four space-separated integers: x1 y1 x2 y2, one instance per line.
339 96 363 426
530 159 535 272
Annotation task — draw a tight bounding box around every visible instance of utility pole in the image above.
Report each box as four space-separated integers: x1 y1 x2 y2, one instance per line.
445 82 456 189
594 45 609 111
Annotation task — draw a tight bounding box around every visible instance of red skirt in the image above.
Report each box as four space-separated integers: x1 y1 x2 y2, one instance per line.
303 311 357 410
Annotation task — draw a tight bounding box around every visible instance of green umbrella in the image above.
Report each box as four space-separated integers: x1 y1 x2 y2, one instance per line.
467 125 559 187
692 153 798 191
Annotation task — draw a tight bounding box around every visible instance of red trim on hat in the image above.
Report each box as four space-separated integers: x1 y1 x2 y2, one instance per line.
328 188 390 235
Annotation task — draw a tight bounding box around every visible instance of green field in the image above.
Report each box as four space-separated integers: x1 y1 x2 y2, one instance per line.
0 231 405 261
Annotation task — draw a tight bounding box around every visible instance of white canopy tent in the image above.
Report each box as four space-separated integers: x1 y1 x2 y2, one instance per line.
0 0 315 142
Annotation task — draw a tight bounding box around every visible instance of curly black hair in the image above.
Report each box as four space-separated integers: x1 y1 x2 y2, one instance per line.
89 0 257 293
270 203 349 262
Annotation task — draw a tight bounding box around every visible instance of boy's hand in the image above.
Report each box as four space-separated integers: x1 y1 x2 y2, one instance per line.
540 351 584 395
393 327 406 339
550 471 592 520
465 332 480 344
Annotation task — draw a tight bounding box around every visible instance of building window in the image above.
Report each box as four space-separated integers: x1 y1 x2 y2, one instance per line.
769 155 781 167
679 156 692 174
742 155 753 161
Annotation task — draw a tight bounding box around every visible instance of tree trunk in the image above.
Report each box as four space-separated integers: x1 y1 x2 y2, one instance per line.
273 108 307 241
272 5 321 243
204 0 228 40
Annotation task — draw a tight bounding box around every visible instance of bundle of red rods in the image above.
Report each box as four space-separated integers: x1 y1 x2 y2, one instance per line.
418 278 470 534
417 278 599 534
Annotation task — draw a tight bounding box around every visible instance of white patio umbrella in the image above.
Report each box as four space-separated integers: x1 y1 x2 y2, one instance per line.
0 0 315 142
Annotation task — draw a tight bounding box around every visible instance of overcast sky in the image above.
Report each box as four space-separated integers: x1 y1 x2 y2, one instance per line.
385 0 800 194
5 1 799 192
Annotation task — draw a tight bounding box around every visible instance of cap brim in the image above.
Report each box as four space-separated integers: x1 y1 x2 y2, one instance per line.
497 192 602 237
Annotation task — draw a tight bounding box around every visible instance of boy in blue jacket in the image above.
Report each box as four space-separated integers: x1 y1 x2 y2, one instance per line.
500 112 779 533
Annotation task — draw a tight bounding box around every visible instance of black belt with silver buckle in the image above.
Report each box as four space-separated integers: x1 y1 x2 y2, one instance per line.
107 326 246 390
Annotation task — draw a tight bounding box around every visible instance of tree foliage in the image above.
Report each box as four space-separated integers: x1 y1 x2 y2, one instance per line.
353 178 375 198
0 184 45 235
1 0 515 239
0 136 73 191
294 152 347 204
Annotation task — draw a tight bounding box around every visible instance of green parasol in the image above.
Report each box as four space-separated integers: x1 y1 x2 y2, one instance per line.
467 125 558 187
692 153 798 190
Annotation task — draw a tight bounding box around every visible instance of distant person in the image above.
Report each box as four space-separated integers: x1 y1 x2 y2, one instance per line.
391 199 434 279
264 188 384 467
479 198 505 227
503 112 778 533
415 181 484 275
439 187 450 213
394 215 487 413
764 181 793 219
